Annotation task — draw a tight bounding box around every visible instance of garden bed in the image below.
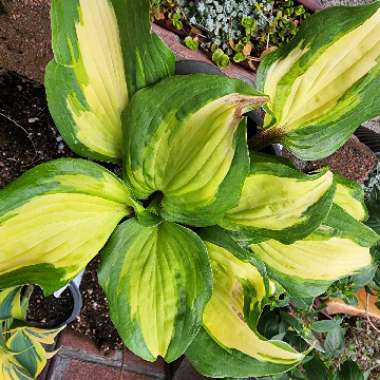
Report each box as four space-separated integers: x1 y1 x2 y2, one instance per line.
153 0 312 69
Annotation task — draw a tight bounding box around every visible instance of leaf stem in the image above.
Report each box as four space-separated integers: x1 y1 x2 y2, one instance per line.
23 285 34 302
21 285 35 317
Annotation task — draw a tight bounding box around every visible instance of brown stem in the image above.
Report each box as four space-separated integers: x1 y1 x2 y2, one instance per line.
248 128 283 151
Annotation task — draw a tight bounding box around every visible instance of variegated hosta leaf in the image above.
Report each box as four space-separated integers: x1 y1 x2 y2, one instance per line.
124 74 268 226
0 346 33 380
257 3 380 160
0 288 24 321
250 205 379 298
187 228 303 378
333 174 367 222
220 152 335 244
5 326 61 380
46 0 175 162
0 159 135 294
98 218 212 363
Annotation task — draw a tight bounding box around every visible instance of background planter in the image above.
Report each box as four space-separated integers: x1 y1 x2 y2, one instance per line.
28 282 83 329
298 0 324 10
355 126 380 157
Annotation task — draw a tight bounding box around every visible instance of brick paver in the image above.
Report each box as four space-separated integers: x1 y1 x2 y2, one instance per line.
38 329 215 379
62 360 155 380
42 330 167 380
172 359 208 380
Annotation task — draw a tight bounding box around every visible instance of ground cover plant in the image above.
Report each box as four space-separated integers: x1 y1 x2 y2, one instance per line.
1 0 380 379
152 0 311 68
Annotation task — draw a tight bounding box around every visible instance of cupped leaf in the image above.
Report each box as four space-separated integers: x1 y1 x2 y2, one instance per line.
98 218 212 363
6 326 61 380
0 288 23 321
187 228 304 378
124 74 268 226
0 347 33 380
257 3 380 160
333 174 367 221
250 205 379 298
0 158 134 294
46 0 175 162
220 152 335 244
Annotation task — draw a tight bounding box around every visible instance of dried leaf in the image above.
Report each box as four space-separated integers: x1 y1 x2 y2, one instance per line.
326 288 380 320
243 42 253 56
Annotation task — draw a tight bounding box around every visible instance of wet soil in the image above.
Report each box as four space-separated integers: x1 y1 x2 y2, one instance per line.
27 287 74 329
0 0 52 83
69 258 124 353
0 70 72 188
283 136 378 184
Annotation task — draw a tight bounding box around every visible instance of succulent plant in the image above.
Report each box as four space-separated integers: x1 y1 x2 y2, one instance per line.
174 0 310 62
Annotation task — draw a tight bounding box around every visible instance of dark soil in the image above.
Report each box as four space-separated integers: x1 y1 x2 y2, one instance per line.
283 136 378 183
0 0 52 83
340 318 380 380
304 136 378 183
27 287 73 328
27 259 123 352
69 258 124 353
0 70 72 188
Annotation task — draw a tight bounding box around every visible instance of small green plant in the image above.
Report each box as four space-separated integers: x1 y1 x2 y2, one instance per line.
211 47 230 67
184 35 199 51
1 1 380 379
175 0 311 65
0 287 61 380
169 9 183 30
257 306 373 380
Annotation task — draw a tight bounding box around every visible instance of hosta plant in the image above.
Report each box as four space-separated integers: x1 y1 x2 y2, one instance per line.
255 3 380 160
0 287 61 380
0 0 380 378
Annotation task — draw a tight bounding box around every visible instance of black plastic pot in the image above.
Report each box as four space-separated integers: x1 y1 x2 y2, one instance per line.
355 125 380 157
27 282 82 329
175 60 222 76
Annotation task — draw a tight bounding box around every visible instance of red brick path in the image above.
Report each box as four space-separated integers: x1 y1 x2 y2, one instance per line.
38 329 208 380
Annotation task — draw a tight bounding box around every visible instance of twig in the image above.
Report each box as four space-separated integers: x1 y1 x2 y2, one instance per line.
246 56 262 62
364 289 380 333
0 111 38 163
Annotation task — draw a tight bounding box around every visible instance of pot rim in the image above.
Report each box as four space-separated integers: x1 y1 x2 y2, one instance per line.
27 281 83 329
297 0 323 11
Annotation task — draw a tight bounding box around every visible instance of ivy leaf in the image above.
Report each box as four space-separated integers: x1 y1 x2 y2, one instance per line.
324 326 345 358
304 355 328 380
335 360 364 380
310 319 341 333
